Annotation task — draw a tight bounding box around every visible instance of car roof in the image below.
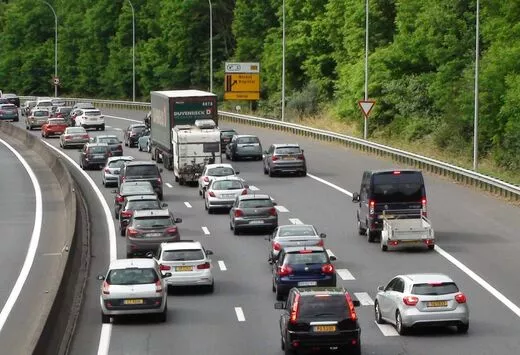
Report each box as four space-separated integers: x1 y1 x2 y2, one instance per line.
283 246 327 253
0 104 16 107
126 195 159 202
401 273 454 284
273 143 301 148
235 134 258 138
65 126 86 131
238 194 271 201
130 123 147 127
121 181 153 187
48 118 66 121
210 176 243 182
278 224 314 230
83 108 101 112
133 209 170 218
206 163 233 169
96 135 118 139
58 106 72 109
160 241 203 251
369 169 422 175
125 160 157 166
107 156 134 163
86 142 109 147
109 258 156 270
295 287 348 296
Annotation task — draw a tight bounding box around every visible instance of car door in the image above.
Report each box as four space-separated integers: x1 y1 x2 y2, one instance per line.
379 277 398 320
267 228 278 257
280 290 295 336
80 144 88 165
228 136 238 155
199 166 208 187
389 278 405 322
273 249 286 283
264 144 274 169
229 196 239 222
359 171 370 226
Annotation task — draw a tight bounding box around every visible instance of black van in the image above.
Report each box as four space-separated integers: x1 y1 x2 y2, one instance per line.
352 169 427 242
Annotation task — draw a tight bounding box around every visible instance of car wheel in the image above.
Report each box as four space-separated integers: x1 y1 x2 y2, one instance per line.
375 301 384 324
120 227 125 237
100 124 105 131
268 166 275 177
101 312 111 324
233 226 240 236
263 163 268 175
206 283 214 293
158 193 163 201
428 245 435 250
115 210 119 220
457 323 469 334
395 311 407 335
280 336 285 350
158 304 167 323
367 228 377 243
346 344 361 355
357 217 366 235
300 170 307 177
138 144 142 151
199 188 202 196
230 152 236 161
272 279 276 292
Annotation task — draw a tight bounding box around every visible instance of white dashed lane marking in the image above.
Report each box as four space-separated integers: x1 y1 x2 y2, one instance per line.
289 218 303 225
248 185 260 191
336 269 356 281
184 202 192 208
375 323 399 336
275 205 289 213
234 307 246 322
165 183 173 188
218 260 227 271
202 226 210 235
353 292 374 306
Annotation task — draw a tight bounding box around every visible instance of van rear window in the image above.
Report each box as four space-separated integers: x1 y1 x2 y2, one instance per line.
371 172 424 203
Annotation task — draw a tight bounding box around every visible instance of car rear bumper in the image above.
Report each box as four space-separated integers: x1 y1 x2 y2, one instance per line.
164 271 213 287
271 162 306 173
100 296 166 315
63 139 89 146
386 239 435 249
82 120 104 127
287 329 361 349
276 277 336 295
207 197 235 208
234 217 278 230
401 305 469 328
236 150 262 158
44 130 65 135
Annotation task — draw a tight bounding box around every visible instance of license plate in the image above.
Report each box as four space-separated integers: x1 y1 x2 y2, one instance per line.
123 299 144 305
400 240 418 244
427 301 448 307
94 155 104 159
298 281 317 286
146 233 162 237
223 194 234 198
89 117 97 120
380 214 394 219
283 156 295 160
249 220 264 224
175 266 193 272
73 136 81 140
313 325 336 332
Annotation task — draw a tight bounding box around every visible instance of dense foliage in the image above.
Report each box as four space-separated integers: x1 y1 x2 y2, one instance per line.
1 0 519 170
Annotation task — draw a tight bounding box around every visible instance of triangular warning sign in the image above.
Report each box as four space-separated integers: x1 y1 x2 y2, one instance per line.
358 100 376 117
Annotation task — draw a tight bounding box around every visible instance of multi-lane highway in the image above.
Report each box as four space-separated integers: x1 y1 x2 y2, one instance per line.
16 107 520 355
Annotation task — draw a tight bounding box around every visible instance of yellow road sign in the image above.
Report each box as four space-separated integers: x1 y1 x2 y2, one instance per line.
224 92 260 100
225 73 260 93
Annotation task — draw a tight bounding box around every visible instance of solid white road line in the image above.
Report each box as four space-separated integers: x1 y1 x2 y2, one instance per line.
288 218 303 225
308 171 520 320
202 226 210 235
336 269 356 281
234 307 246 322
104 114 140 123
41 141 117 355
275 205 289 213
0 139 43 332
248 185 260 191
353 292 374 306
375 322 399 336
218 260 227 271
165 182 173 188
184 202 192 208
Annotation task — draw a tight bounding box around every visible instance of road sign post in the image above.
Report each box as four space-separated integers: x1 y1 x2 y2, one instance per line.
224 62 260 101
358 100 375 140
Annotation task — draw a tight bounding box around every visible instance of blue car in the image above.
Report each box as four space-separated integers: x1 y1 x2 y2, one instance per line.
272 246 337 301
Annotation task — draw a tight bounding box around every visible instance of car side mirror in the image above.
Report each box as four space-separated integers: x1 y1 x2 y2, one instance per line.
329 255 337 261
235 171 240 175
263 150 268 154
274 302 286 310
319 233 326 238
352 192 360 203
206 249 213 255
161 203 168 207
163 272 172 278
97 274 105 281
272 202 277 206
100 115 104 119
119 140 123 144
377 285 384 292
174 217 182 223
301 149 304 153
145 251 154 258
352 299 361 307
244 184 249 189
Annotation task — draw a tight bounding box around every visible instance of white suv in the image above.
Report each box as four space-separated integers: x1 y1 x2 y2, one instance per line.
75 108 105 131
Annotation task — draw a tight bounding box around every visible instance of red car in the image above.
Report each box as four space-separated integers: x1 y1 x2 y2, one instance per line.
41 118 68 138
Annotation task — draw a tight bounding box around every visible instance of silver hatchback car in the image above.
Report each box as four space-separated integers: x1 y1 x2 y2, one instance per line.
263 144 307 177
266 224 326 263
97 258 170 323
102 156 135 187
205 176 248 213
229 194 278 235
375 273 469 334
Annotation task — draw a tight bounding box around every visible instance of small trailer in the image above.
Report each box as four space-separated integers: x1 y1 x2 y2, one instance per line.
380 210 434 252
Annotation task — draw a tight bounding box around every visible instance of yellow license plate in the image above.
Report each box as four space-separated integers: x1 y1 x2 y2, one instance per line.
175 266 193 272
313 325 336 332
123 299 144 305
427 301 448 307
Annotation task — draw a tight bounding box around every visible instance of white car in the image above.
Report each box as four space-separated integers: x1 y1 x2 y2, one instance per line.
197 163 240 196
152 241 214 292
205 176 248 213
75 108 105 131
97 258 170 323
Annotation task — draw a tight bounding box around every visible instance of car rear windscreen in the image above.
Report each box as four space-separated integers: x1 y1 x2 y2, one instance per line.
239 199 273 208
371 172 424 203
86 110 101 116
107 268 159 285
88 146 108 154
237 137 259 144
121 184 154 194
127 200 160 210
108 159 130 168
132 126 147 132
162 249 204 261
221 130 236 137
34 111 49 117
133 216 171 228
49 119 66 125
126 165 159 177
285 252 328 265
299 295 348 319
412 282 459 295
212 180 243 190
208 167 234 176
275 147 301 155
99 137 119 144
279 225 316 237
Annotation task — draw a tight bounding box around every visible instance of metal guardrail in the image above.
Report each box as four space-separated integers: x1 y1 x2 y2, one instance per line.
19 95 520 200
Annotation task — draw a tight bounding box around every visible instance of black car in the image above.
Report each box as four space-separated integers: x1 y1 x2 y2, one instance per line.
144 111 151 128
352 169 427 242
124 123 148 147
2 93 20 107
118 161 164 200
78 143 110 170
275 287 361 355
220 129 237 152
119 195 168 236
113 181 156 219
91 134 124 156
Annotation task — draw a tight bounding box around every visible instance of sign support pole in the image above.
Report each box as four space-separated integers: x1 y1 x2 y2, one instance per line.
364 0 369 140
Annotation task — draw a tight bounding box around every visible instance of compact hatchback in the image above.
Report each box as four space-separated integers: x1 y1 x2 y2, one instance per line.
225 134 263 161
26 109 51 129
272 246 337 301
197 163 240 196
79 143 110 170
124 124 148 147
275 287 361 355
375 273 469 335
229 194 278 235
113 181 156 218
97 258 170 323
41 118 68 137
102 156 135 187
220 129 237 151
119 161 164 200
205 176 248 213
267 224 326 263
0 104 19 122
119 195 167 236
263 144 307 177
75 109 105 131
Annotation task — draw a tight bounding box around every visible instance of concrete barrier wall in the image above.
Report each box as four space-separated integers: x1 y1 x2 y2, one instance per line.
0 123 89 355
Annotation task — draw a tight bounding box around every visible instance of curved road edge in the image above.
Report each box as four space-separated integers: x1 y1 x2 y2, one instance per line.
0 122 87 355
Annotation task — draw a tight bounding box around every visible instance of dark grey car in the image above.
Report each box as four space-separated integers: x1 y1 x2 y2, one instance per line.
266 224 326 263
263 143 307 177
225 135 263 161
79 143 110 170
229 194 278 235
118 161 164 200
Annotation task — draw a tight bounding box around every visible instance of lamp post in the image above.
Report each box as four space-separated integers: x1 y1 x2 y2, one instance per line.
281 0 286 121
126 0 135 102
42 1 57 97
364 0 369 139
208 0 213 93
473 0 480 170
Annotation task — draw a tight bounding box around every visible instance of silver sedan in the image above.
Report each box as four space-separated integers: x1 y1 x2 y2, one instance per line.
205 176 248 213
266 224 326 263
375 273 469 334
102 156 135 187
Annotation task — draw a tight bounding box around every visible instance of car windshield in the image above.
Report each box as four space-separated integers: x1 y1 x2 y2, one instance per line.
67 127 86 134
239 199 273 208
212 180 243 190
162 249 204 261
207 167 234 176
412 282 459 295
98 137 119 144
299 295 348 319
108 159 131 168
88 146 108 154
126 200 161 210
49 119 66 125
34 111 49 117
120 184 154 194
371 172 424 203
126 165 159 177
279 226 316 237
85 110 101 116
237 137 259 144
275 147 301 155
221 131 236 138
133 216 171 228
285 252 328 265
107 267 159 285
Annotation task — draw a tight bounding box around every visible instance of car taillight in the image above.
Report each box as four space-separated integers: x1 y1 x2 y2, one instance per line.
117 145 122 150
271 155 279 161
234 209 243 217
421 197 427 217
203 176 209 182
455 292 467 304
121 176 126 182
208 191 216 197
82 134 89 139
290 293 300 324
369 200 375 215
403 295 419 306
345 292 358 321
297 154 305 160
130 133 136 137
166 226 177 234
241 189 248 195
159 264 171 271
155 280 163 293
64 135 71 140
272 241 282 251
107 152 112 157
157 177 162 184
268 207 277 216
127 227 139 236
277 265 293 277
104 168 110 173
321 263 335 274
116 195 124 203
197 262 210 270
120 210 133 218
102 281 110 295
317 239 324 247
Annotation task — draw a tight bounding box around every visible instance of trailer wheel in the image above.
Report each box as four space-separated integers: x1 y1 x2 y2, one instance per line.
179 178 185 186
